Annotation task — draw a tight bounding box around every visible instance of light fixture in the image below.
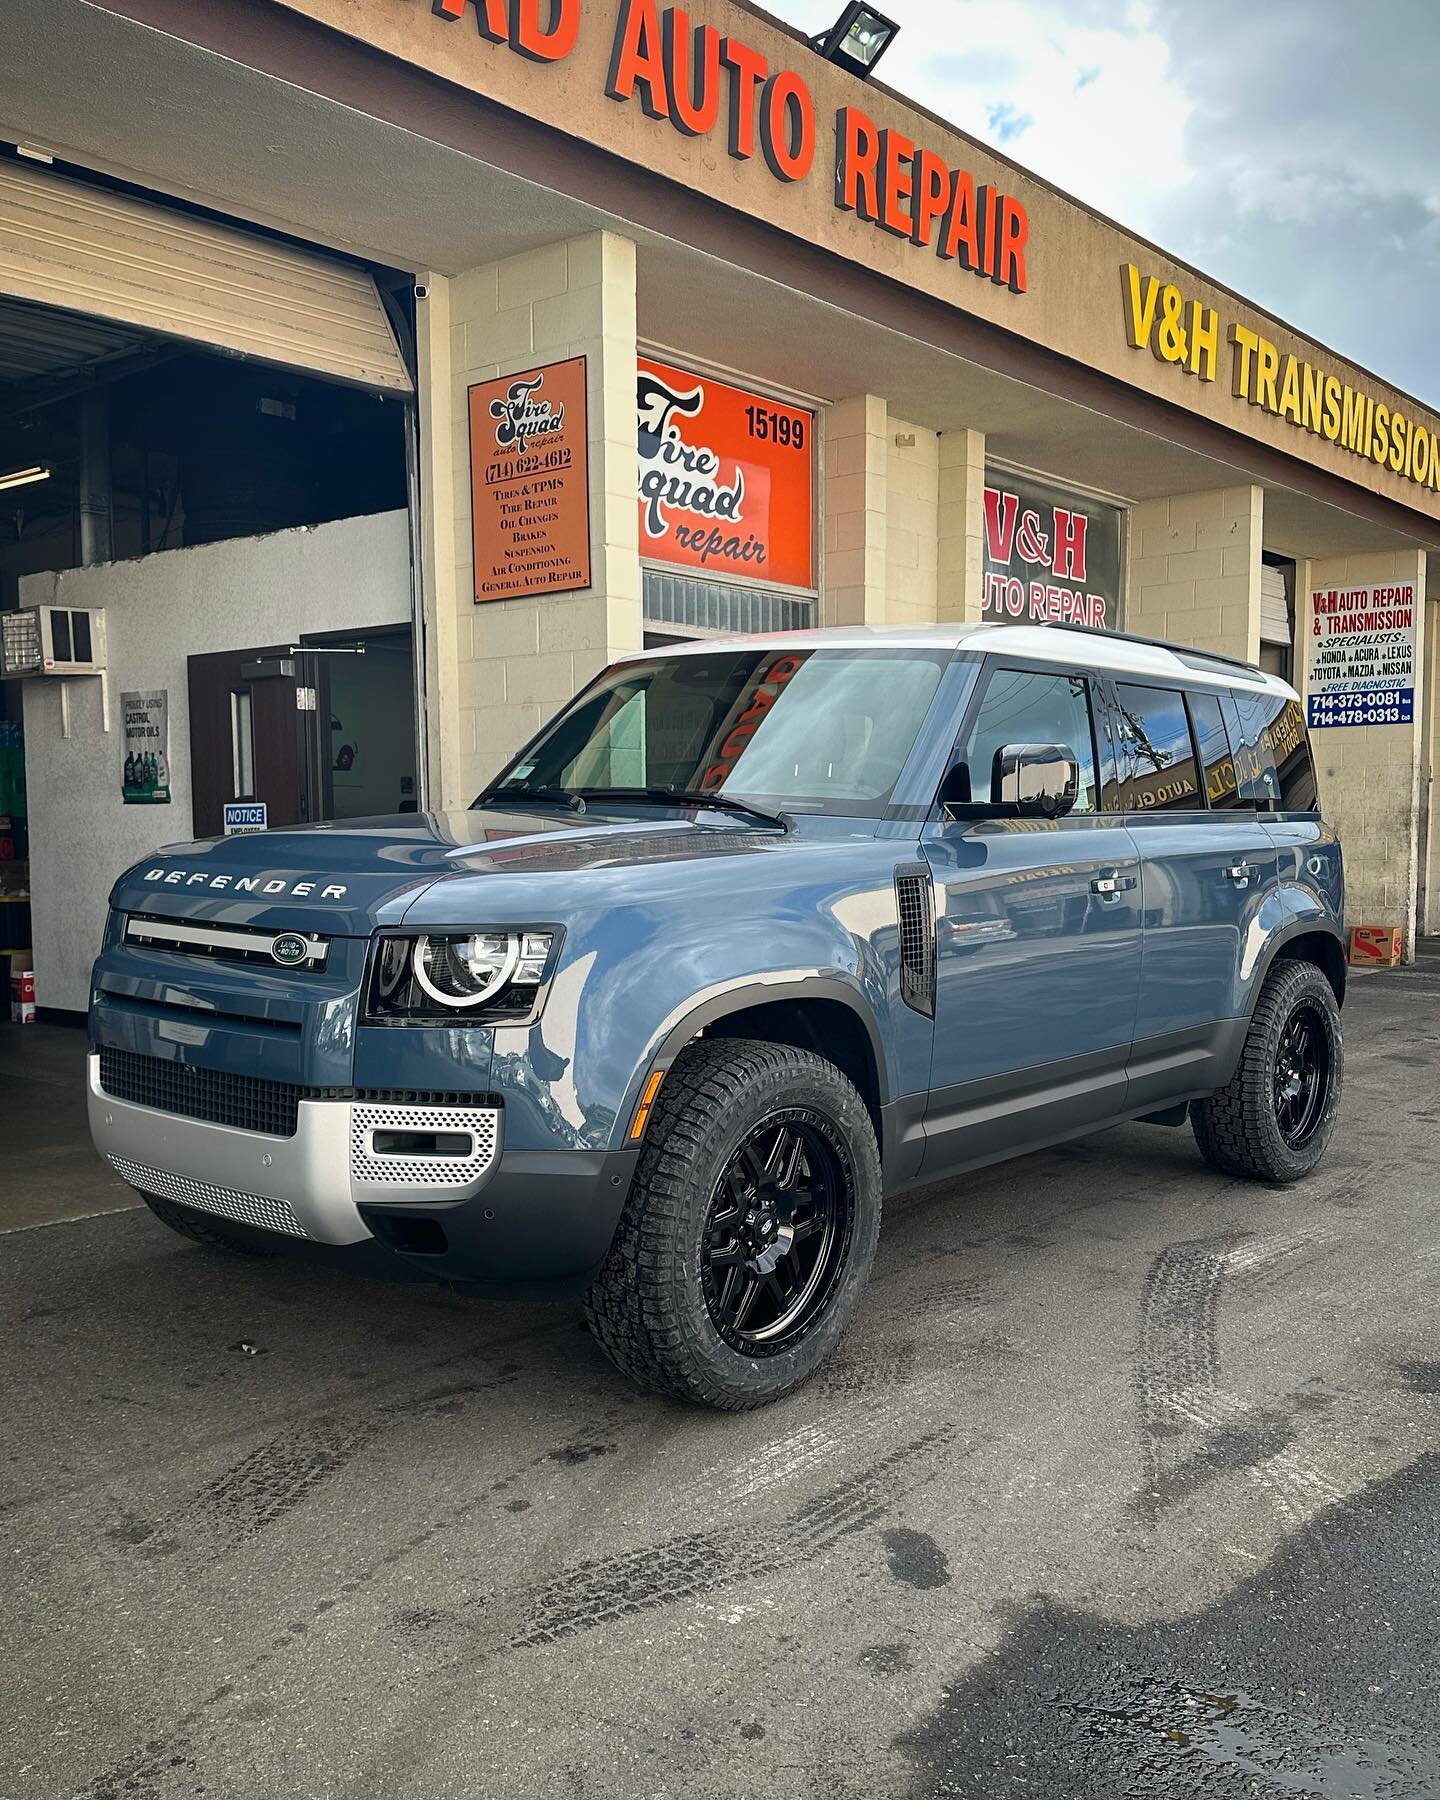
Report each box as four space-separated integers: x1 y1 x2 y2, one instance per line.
0 464 52 492
809 4 900 80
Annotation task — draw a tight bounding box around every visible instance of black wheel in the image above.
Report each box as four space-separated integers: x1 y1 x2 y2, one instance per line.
1191 959 1343 1182
583 1038 882 1409
139 1191 276 1256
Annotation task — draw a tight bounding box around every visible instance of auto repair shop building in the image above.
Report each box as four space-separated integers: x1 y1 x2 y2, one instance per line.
3 0 1439 1012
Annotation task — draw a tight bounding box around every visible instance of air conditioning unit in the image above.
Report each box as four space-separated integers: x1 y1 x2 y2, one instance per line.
1 604 107 677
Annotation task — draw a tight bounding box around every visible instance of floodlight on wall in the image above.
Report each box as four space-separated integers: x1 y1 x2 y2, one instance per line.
809 4 900 79
0 463 52 492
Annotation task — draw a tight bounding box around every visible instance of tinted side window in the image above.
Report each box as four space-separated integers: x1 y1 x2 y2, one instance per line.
1108 683 1202 811
1260 695 1319 811
1187 690 1242 809
1227 690 1281 810
960 669 1099 812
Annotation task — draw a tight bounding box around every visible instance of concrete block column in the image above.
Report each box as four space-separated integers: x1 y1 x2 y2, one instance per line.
886 420 939 625
1126 484 1263 660
415 231 641 809
1422 593 1440 939
823 395 887 626
1305 548 1427 952
937 428 986 623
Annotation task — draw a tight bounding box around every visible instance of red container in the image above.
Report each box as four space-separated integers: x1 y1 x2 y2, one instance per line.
10 965 34 1023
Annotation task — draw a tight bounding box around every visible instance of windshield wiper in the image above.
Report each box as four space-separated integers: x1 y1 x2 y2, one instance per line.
576 787 791 832
475 783 587 813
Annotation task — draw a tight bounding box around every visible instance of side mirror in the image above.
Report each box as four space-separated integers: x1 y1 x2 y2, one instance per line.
992 743 1080 819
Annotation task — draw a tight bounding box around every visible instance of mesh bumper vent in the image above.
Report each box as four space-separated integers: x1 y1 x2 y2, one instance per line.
98 1047 301 1138
110 1155 309 1239
349 1104 501 1188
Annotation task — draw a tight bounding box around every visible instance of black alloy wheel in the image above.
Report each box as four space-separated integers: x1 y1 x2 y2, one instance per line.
1272 1000 1333 1149
702 1114 852 1355
1191 957 1343 1182
583 1038 882 1408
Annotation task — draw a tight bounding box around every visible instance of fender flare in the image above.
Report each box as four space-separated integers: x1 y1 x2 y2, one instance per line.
1247 915 1347 1013
618 972 892 1144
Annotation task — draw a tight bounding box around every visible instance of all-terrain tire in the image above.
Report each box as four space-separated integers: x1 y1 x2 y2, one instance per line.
1190 958 1343 1183
583 1038 882 1409
140 1191 277 1256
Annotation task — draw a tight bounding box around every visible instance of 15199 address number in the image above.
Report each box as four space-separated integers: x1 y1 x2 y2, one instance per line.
745 405 807 450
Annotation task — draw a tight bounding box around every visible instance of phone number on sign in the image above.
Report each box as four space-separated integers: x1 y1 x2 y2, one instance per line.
1307 688 1414 728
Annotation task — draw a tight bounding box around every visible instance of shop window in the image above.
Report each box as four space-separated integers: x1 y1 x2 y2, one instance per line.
981 466 1125 634
1107 683 1202 811
642 568 813 637
636 355 817 644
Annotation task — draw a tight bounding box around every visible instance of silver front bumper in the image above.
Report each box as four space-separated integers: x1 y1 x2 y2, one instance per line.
87 1054 502 1245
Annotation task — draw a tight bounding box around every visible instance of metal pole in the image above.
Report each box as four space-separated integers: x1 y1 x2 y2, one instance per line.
403 396 431 813
78 389 113 566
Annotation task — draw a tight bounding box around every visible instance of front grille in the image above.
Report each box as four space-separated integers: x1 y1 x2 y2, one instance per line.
110 1156 308 1238
124 912 328 970
98 1046 302 1138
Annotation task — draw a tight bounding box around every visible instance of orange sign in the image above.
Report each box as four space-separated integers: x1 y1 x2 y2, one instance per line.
637 355 814 591
469 356 591 602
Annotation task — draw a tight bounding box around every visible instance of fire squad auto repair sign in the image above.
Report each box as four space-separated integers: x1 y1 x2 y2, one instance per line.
1305 580 1417 728
637 356 815 590
469 355 591 601
981 468 1123 630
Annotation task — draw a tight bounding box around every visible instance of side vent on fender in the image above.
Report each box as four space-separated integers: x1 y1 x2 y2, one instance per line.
895 865 936 1018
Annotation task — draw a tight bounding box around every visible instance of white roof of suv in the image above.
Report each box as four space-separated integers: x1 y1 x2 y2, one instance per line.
628 623 1296 700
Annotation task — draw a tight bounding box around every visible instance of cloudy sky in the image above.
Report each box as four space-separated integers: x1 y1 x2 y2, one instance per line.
770 0 1439 401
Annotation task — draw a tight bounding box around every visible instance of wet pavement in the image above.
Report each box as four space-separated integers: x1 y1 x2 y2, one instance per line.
2 968 1438 1799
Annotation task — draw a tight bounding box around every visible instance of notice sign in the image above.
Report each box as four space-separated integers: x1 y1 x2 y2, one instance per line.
469 356 591 602
223 802 268 835
121 689 170 804
637 356 815 591
1306 581 1416 729
981 468 1123 631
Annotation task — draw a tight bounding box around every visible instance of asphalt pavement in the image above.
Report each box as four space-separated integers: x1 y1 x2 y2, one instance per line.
2 968 1438 1799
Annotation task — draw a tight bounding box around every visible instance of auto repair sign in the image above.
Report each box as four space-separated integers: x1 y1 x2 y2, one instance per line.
637 356 814 591
981 468 1123 631
1306 581 1416 728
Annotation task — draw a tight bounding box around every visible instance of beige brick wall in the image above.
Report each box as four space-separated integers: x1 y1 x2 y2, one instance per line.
885 419 939 625
1126 484 1262 660
823 395 887 625
937 428 986 623
1304 548 1427 948
416 232 641 808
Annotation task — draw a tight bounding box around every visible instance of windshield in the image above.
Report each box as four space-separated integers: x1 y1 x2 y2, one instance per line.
482 647 950 818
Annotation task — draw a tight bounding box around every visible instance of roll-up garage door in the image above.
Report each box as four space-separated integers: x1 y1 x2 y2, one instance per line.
0 161 411 395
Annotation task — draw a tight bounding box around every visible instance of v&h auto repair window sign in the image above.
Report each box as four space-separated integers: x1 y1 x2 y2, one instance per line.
982 467 1123 631
637 355 815 591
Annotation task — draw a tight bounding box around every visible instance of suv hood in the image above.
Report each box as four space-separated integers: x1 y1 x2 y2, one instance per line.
111 805 796 936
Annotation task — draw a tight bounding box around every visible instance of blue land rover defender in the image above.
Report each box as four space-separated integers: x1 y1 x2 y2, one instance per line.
89 624 1344 1408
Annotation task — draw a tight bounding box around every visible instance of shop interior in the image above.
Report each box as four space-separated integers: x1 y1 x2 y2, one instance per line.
0 243 416 1021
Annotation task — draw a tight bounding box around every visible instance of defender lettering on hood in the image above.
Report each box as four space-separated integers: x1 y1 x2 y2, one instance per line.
143 868 349 899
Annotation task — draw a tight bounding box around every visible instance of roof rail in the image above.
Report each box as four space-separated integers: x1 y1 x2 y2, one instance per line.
1030 620 1265 679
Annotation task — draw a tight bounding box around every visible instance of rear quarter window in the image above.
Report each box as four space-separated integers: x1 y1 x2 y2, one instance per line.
1107 683 1203 812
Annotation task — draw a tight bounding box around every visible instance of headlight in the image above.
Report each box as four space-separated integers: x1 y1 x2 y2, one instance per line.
366 929 558 1024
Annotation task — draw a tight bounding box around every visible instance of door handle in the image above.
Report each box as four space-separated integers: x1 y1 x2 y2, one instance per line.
1224 861 1252 887
1090 871 1137 896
